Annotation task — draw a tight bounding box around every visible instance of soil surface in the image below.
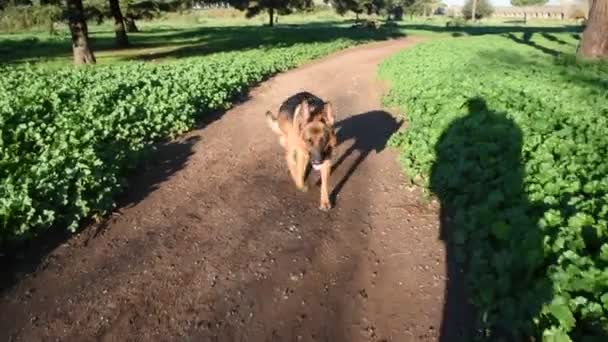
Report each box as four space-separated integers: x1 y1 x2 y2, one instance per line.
1 37 469 341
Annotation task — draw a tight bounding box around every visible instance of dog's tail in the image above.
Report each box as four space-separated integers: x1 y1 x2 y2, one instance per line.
265 110 282 135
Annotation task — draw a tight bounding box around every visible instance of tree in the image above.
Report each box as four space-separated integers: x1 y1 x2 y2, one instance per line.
228 0 313 26
67 0 96 64
471 0 476 20
462 0 492 19
434 1 447 14
511 0 548 23
578 0 608 59
121 0 185 32
109 0 129 47
421 0 441 16
402 0 435 18
328 0 386 20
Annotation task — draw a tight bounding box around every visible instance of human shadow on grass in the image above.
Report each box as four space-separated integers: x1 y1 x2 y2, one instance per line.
0 135 199 297
433 98 551 341
310 110 402 206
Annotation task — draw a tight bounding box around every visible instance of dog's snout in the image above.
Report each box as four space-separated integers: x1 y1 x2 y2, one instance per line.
310 149 323 164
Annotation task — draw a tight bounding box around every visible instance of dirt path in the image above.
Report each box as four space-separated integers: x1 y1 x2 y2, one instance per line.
1 37 460 341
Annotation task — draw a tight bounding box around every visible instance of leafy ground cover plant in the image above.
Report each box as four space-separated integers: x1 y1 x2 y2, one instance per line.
0 38 369 243
379 34 608 340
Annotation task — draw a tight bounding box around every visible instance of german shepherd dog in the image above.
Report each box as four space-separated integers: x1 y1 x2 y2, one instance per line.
265 91 337 211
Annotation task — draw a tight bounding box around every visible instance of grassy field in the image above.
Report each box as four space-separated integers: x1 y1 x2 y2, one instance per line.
2 7 606 340
0 8 584 65
0 8 369 65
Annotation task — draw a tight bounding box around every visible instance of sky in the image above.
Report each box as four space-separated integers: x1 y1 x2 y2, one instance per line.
443 0 559 6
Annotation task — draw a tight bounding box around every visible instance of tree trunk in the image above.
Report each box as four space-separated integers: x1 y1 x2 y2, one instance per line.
471 0 477 21
524 12 527 24
67 0 96 64
268 7 274 27
125 16 139 32
109 0 129 48
49 20 56 35
579 0 608 59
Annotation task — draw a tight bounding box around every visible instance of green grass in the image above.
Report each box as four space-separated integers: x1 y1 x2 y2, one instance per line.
394 16 583 38
379 32 608 340
0 8 375 65
0 24 399 65
0 8 584 65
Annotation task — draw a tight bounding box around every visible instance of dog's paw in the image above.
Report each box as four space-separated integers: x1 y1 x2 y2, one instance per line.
297 184 309 192
319 201 331 211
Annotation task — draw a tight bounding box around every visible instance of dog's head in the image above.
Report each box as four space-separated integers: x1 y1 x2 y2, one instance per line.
293 99 337 170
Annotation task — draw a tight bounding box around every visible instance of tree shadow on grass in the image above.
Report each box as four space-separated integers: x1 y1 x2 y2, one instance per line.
477 48 608 92
0 24 404 64
132 25 403 61
433 97 551 340
397 23 583 37
541 32 569 45
504 32 562 56
1 20 583 64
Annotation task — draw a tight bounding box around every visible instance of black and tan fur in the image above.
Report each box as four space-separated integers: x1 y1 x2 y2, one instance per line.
265 91 337 211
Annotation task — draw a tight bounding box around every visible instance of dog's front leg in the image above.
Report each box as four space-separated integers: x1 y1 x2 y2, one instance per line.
286 149 308 192
296 147 309 192
319 160 331 211
285 149 301 190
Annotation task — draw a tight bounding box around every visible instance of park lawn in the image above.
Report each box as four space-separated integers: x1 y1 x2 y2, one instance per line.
0 8 584 66
0 9 369 65
0 23 392 65
394 16 584 38
380 30 608 340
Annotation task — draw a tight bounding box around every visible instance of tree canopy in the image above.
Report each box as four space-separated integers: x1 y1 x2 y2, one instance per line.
327 0 386 16
228 0 314 25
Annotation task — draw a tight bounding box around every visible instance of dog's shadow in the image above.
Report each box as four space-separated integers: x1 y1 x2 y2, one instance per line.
309 110 403 204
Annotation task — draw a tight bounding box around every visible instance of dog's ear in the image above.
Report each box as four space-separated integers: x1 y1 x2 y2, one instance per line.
322 101 335 127
293 99 310 129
